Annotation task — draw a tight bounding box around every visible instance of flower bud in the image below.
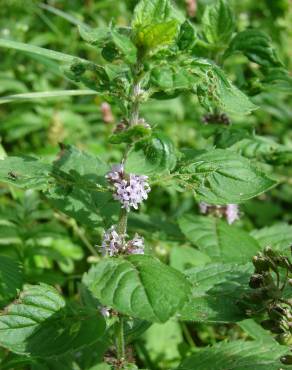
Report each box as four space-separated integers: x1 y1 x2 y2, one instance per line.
249 273 264 289
252 255 270 272
280 354 292 365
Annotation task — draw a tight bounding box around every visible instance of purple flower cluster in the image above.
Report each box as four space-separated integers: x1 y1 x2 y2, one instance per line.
99 225 145 257
199 202 239 224
106 164 150 211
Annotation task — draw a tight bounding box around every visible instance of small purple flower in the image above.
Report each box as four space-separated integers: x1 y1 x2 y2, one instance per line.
225 204 239 225
99 225 123 257
98 226 145 256
106 164 151 211
126 233 145 255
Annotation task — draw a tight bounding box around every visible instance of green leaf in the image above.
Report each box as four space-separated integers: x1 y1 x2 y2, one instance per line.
224 29 282 67
170 246 211 271
109 124 152 144
78 25 109 45
83 255 191 323
126 132 177 176
0 146 118 228
202 0 235 45
46 145 119 228
0 284 106 357
228 136 285 161
0 256 23 307
178 215 260 263
0 38 86 64
176 340 290 370
142 320 183 366
198 66 257 115
179 149 276 204
177 20 196 50
111 29 137 64
0 156 51 190
239 319 278 345
150 65 199 91
251 223 292 252
178 262 253 322
132 0 178 28
135 20 179 54
0 90 97 105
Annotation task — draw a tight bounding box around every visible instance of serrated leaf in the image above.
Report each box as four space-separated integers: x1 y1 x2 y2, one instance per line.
202 0 235 45
135 20 179 54
179 149 276 204
0 284 106 357
126 132 177 176
178 215 260 263
111 29 137 64
0 156 51 189
178 262 253 322
228 136 284 160
251 223 292 252
0 256 23 307
46 145 119 228
197 64 257 115
83 255 191 323
224 29 282 67
176 340 290 370
132 0 179 28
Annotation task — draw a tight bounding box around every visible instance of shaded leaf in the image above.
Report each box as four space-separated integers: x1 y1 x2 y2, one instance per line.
176 340 290 369
0 256 23 307
224 29 282 67
179 262 253 322
178 214 260 263
0 284 106 357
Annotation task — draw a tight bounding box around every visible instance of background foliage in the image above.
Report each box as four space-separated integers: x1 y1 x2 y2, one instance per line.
0 0 291 369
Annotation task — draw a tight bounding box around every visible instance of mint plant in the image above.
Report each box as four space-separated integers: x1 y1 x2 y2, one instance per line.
0 0 291 369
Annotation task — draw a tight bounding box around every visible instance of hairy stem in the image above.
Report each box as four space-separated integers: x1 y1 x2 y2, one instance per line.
116 315 126 363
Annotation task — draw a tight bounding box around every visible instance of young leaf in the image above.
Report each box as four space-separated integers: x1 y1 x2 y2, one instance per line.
0 284 106 357
251 223 292 252
178 215 260 263
224 29 282 67
176 340 290 370
178 262 253 322
177 20 196 50
132 0 178 28
202 0 235 45
0 256 23 307
126 132 177 176
83 255 191 323
179 149 276 204
134 20 179 54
